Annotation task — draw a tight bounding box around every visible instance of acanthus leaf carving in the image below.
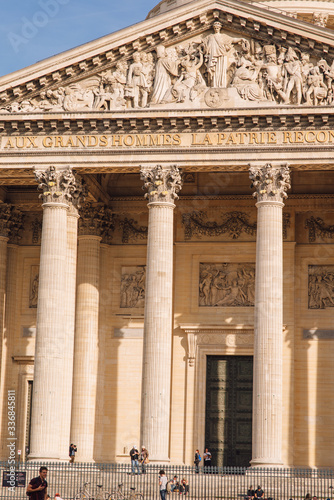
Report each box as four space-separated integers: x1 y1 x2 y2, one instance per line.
140 164 182 204
35 166 85 206
249 163 291 202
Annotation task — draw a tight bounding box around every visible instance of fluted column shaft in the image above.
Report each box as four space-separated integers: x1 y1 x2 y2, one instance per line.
70 203 112 462
71 234 101 461
250 163 290 466
140 165 182 461
30 202 69 459
58 208 80 460
30 166 85 460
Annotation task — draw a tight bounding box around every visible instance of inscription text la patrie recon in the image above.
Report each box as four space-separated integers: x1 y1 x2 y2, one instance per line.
2 130 334 150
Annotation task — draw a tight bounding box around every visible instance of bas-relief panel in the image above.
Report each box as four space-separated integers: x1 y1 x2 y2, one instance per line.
120 266 146 308
182 210 291 241
29 265 39 308
295 212 334 243
308 265 334 309
5 20 334 113
199 263 255 307
112 215 148 245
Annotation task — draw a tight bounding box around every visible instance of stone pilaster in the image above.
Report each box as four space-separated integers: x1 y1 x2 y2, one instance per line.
71 203 113 462
29 166 83 460
140 164 182 461
249 163 290 466
0 206 22 458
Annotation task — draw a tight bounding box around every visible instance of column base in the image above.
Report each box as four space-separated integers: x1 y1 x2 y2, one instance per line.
147 457 171 465
250 458 284 467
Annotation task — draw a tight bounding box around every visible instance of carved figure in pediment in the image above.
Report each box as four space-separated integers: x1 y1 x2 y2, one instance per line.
282 47 303 105
97 60 128 109
172 51 206 102
231 56 264 101
150 44 180 104
62 78 98 111
305 66 327 105
141 52 155 96
125 51 150 108
201 21 248 88
262 45 286 102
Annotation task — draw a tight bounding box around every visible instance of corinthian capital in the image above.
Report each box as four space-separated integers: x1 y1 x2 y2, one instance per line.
140 165 182 204
0 205 23 239
78 202 114 239
249 163 290 203
35 166 86 206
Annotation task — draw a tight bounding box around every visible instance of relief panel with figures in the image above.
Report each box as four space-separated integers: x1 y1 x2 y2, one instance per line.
5 19 334 113
308 265 334 309
199 263 255 307
120 266 146 309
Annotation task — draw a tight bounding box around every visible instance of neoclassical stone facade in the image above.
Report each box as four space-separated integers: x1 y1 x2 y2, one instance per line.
0 0 334 468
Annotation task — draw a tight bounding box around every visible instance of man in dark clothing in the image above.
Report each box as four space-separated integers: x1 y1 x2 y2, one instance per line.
129 445 141 474
26 467 48 500
69 443 77 463
254 486 264 500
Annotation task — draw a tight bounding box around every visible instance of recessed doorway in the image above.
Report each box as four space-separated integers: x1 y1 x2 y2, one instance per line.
205 355 253 467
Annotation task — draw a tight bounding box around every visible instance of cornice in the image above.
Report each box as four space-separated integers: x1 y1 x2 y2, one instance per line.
0 106 334 134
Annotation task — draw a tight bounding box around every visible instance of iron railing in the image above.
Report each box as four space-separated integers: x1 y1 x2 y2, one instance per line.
1 462 334 500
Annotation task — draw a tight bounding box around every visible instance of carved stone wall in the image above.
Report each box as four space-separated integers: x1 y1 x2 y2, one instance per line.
182 210 290 241
29 265 39 309
6 19 334 113
199 262 255 307
308 265 334 309
120 266 146 308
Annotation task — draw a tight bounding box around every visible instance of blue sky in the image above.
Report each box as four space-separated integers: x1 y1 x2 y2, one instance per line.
0 0 158 77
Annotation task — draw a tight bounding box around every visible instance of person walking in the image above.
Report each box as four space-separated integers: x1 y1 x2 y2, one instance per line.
26 466 48 500
194 449 201 473
159 470 168 500
130 445 141 475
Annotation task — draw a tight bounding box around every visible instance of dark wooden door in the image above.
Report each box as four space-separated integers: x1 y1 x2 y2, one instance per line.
205 355 253 467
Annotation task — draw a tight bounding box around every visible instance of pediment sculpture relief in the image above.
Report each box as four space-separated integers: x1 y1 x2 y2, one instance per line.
4 20 334 112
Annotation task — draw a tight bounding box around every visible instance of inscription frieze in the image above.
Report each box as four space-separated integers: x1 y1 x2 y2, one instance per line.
199 263 255 307
308 265 334 309
2 130 334 151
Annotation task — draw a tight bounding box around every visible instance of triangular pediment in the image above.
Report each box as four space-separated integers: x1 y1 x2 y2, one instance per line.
1 0 334 112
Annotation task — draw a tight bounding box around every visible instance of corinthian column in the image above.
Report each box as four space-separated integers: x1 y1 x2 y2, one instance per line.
71 203 113 462
249 163 290 466
29 166 83 460
140 165 182 461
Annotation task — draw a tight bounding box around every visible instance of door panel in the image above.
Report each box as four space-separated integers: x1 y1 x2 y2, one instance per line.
205 355 253 467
